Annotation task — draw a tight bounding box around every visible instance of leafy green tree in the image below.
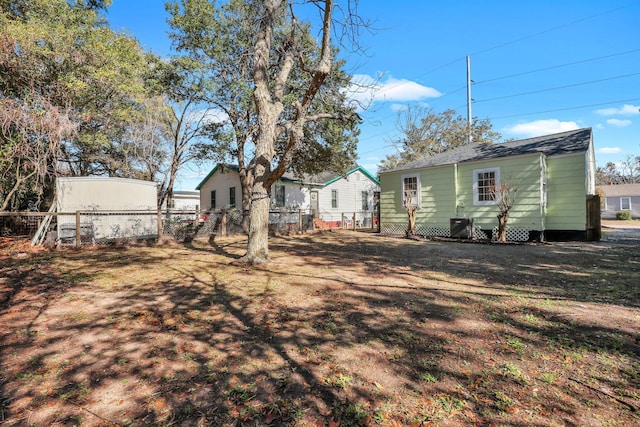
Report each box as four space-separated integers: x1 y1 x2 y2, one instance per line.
1 0 161 210
167 0 361 250
379 106 502 171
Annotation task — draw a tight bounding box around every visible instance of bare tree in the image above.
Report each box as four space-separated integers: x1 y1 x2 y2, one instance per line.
379 107 502 171
0 96 76 211
491 180 518 242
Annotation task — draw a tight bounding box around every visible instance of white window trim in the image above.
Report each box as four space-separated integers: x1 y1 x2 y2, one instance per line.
401 173 421 208
620 197 631 210
331 189 338 209
473 167 500 206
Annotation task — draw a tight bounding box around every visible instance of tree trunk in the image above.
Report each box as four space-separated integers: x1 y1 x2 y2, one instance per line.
497 212 508 242
245 179 271 263
406 207 416 237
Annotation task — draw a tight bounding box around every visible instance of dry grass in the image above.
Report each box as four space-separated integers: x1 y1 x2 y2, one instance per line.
1 230 639 426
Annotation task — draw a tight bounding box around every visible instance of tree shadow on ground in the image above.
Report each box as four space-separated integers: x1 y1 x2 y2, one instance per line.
0 233 638 425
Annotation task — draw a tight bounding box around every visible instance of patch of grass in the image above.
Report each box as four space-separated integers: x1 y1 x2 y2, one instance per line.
506 336 527 356
225 383 255 405
539 372 557 384
325 372 353 389
495 362 528 384
333 402 370 426
494 391 517 414
436 393 466 414
419 372 438 383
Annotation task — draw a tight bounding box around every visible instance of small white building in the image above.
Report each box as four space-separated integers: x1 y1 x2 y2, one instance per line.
196 164 380 227
56 177 158 244
162 190 201 210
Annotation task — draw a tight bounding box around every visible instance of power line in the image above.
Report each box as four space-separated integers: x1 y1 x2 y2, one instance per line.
470 3 632 57
474 72 640 104
487 98 640 120
406 3 632 84
474 49 640 85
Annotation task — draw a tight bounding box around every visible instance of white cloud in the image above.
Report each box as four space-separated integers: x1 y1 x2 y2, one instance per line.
598 147 622 154
188 108 228 124
606 118 632 127
347 74 441 108
594 104 640 116
502 119 580 138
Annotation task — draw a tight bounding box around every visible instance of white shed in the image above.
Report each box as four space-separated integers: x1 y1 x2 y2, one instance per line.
56 177 158 244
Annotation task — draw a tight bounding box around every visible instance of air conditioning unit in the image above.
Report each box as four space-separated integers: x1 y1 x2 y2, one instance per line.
450 217 474 239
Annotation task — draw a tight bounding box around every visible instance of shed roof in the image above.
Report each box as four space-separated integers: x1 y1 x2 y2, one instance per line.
596 183 640 197
380 127 592 174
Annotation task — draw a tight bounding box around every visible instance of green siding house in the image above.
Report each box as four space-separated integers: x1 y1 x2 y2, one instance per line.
379 128 597 241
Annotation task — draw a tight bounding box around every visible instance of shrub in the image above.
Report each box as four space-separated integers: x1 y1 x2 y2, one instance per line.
616 210 632 220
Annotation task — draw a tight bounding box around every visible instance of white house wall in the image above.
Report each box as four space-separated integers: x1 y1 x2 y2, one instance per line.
316 170 379 221
197 168 379 224
199 170 241 210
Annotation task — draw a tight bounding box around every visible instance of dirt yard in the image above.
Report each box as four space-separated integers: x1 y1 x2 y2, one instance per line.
1 229 638 426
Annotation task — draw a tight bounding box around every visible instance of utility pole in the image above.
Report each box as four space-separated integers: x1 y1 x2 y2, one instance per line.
466 55 472 143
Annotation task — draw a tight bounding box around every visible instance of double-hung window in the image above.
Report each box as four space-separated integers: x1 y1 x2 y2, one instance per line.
210 190 216 209
361 191 369 211
229 187 236 208
620 197 631 210
473 167 500 205
274 185 285 208
402 174 420 208
331 190 338 208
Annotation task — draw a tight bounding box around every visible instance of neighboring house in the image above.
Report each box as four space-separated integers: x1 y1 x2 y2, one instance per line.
195 164 380 226
55 177 159 243
162 190 200 210
378 128 598 241
597 183 640 219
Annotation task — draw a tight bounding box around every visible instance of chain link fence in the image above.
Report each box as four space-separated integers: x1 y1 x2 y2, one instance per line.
1 208 380 248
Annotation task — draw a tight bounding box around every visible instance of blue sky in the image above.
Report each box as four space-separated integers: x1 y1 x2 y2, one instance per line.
107 0 640 190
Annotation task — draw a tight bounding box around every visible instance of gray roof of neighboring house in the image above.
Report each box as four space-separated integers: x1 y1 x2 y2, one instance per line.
380 127 593 174
596 183 640 197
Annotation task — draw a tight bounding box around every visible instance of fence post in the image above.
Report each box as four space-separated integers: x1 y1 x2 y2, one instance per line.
341 212 345 229
298 209 302 233
352 212 356 230
157 210 162 239
75 211 81 248
220 209 227 237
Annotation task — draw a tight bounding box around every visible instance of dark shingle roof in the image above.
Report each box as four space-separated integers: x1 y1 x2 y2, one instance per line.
381 127 592 174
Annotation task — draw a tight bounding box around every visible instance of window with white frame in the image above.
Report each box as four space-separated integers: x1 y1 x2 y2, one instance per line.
473 167 500 205
620 197 631 210
274 185 285 207
361 191 369 211
331 190 338 208
402 174 420 208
